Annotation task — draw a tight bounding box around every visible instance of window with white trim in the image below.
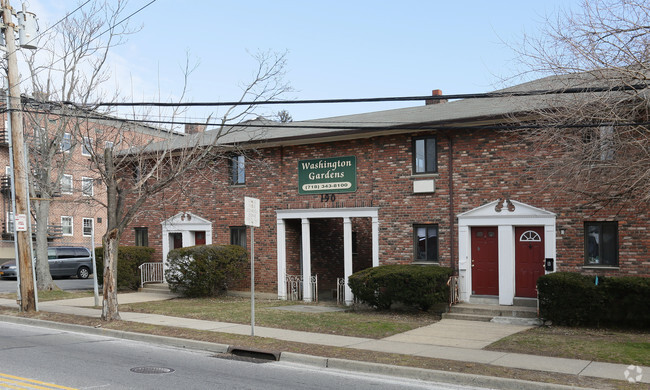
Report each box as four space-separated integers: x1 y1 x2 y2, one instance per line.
81 177 93 196
82 137 92 156
519 230 542 242
61 132 72 152
61 174 73 194
82 218 93 237
61 216 73 236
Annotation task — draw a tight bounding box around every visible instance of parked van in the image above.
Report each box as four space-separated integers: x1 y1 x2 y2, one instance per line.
0 246 93 279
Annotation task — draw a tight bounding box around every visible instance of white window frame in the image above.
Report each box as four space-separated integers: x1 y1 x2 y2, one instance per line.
81 177 94 196
82 136 92 156
61 132 72 152
61 174 73 194
61 216 73 236
105 140 114 150
82 218 93 237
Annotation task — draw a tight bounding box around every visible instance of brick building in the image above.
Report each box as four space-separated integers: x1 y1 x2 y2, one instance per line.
0 103 177 263
123 75 649 305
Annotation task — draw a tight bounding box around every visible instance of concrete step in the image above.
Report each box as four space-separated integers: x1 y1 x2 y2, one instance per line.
451 303 538 319
138 283 177 296
441 312 494 322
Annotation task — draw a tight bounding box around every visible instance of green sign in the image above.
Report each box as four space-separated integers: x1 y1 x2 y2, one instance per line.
298 156 356 194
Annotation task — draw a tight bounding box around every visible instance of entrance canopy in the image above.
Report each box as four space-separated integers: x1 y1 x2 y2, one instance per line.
457 199 556 305
276 207 379 304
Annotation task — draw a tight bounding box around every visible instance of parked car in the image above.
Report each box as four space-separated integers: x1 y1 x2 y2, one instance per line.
0 246 93 279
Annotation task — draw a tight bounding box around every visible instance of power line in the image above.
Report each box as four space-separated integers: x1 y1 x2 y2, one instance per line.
66 84 650 108
12 106 650 133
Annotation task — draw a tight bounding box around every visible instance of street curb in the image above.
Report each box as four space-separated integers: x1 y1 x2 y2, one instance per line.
0 315 589 390
0 314 229 354
280 352 587 390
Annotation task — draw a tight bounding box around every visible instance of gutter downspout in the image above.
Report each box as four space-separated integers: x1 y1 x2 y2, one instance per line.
447 133 456 275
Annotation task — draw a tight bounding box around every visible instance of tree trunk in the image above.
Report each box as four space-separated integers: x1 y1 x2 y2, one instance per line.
101 228 120 321
33 200 58 291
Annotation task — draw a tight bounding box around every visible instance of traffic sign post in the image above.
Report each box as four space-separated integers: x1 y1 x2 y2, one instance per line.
244 197 260 336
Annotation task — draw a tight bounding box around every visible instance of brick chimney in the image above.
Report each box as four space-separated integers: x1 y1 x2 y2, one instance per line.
425 89 447 105
185 124 206 134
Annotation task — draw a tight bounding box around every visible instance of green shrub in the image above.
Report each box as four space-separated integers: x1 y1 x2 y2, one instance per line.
348 264 452 311
164 244 248 297
537 272 650 328
537 272 602 326
600 276 650 328
94 246 155 291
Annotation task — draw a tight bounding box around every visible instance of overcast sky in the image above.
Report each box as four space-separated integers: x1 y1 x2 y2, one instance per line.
25 0 580 123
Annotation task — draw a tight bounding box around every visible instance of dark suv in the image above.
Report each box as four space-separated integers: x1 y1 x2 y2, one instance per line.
0 246 93 279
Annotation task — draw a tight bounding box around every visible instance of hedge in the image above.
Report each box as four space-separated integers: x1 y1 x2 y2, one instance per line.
348 264 452 311
537 272 650 328
94 246 156 291
164 244 248 297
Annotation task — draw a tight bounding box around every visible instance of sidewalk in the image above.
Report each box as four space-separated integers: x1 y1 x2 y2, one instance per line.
0 292 647 387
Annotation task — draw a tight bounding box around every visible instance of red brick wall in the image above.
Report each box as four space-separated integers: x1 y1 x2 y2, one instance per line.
122 128 650 294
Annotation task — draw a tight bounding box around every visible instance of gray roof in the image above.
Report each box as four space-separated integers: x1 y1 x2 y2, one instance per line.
137 70 644 153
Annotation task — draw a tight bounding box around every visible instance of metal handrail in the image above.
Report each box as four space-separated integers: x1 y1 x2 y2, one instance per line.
285 274 318 302
139 262 164 287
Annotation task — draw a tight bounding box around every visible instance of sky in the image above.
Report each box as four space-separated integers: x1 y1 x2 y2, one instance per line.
24 0 581 124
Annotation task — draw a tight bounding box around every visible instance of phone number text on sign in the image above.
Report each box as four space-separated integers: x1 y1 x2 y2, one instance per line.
302 182 352 192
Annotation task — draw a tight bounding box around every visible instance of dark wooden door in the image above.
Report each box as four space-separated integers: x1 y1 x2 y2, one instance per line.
515 227 545 298
171 233 183 249
471 227 499 296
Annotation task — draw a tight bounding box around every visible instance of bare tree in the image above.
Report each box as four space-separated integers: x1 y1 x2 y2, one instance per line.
17 0 137 291
276 109 293 123
77 50 291 321
513 0 650 205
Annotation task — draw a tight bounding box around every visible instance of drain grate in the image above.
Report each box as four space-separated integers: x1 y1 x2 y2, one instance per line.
212 353 274 364
130 366 175 374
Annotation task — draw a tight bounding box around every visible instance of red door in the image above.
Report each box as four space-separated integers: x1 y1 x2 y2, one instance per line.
194 231 206 246
515 227 545 298
471 227 499 296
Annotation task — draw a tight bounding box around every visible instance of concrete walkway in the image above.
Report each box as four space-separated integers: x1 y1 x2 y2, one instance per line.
0 292 647 386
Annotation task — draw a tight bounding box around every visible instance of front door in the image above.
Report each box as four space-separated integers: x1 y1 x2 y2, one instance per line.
471 227 499 296
515 227 545 298
194 231 206 246
171 233 183 249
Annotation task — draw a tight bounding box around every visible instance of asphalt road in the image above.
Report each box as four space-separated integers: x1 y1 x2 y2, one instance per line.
0 321 488 390
0 276 97 293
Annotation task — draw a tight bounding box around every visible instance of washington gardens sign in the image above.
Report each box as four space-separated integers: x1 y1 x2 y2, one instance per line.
298 156 357 194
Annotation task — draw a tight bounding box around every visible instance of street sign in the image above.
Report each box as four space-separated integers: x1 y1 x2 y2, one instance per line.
15 214 27 231
244 197 260 227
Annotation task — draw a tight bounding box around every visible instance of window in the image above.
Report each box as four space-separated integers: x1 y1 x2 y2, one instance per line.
585 222 618 266
230 155 245 185
105 140 114 150
82 218 93 237
230 226 246 248
61 216 73 236
413 136 437 174
82 137 92 156
414 224 438 262
61 132 72 152
135 227 149 246
81 177 93 196
61 174 73 194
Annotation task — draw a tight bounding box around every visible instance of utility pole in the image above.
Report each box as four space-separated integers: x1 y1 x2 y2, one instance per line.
1 0 36 311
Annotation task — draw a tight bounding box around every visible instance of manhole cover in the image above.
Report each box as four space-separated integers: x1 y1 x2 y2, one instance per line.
130 367 175 374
